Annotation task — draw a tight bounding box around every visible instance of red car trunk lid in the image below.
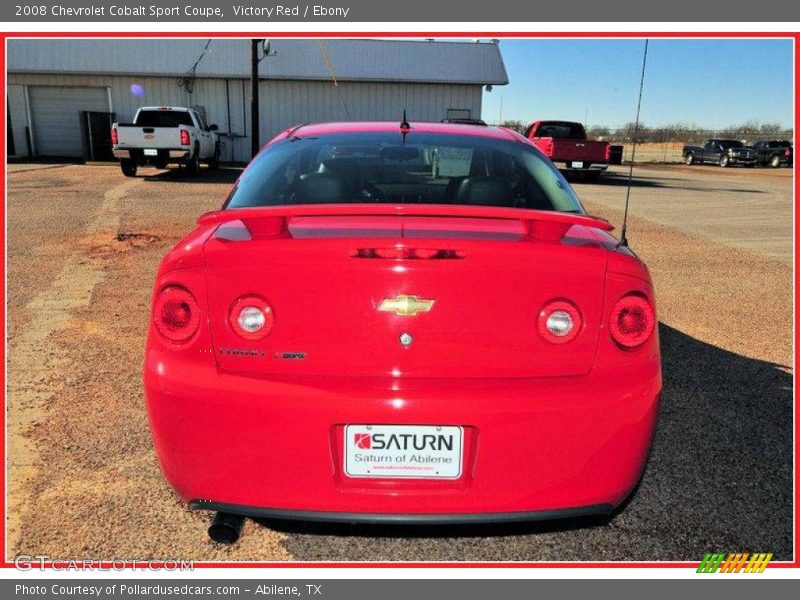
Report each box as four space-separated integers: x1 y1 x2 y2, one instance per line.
201 208 610 379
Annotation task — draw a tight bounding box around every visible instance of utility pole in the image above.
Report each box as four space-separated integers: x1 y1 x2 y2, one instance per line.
250 39 261 160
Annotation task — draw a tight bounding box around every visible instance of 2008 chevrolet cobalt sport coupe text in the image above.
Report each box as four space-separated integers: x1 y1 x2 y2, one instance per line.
144 121 661 543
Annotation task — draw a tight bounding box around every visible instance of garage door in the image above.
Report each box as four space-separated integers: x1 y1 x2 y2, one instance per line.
29 86 109 157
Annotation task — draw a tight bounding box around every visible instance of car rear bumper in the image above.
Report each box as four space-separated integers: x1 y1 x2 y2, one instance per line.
555 162 609 171
188 500 614 524
113 148 190 160
145 348 661 518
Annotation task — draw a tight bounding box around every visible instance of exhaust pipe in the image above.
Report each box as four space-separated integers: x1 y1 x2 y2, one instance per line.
208 512 245 544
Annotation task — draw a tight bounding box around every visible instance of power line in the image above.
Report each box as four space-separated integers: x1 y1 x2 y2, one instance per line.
318 40 352 121
178 39 212 94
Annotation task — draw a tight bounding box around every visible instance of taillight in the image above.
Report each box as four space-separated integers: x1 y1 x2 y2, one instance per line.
153 286 200 343
609 293 655 349
180 130 190 145
786 148 792 157
111 127 118 145
229 296 274 340
538 300 582 344
605 145 611 161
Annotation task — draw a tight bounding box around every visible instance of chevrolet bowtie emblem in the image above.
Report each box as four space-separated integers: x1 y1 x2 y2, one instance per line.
379 295 435 317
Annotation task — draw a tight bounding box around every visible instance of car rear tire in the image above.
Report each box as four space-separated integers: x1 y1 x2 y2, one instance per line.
719 155 730 168
185 144 200 176
770 155 782 168
208 143 220 170
120 160 137 177
685 154 695 165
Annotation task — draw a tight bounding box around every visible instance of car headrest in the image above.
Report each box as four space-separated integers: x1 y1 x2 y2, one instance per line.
293 173 348 204
319 158 359 175
443 176 467 203
319 158 363 189
456 176 513 206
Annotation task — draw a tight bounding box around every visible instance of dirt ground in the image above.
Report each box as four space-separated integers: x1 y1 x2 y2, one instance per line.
6 162 793 562
578 164 793 264
618 142 687 164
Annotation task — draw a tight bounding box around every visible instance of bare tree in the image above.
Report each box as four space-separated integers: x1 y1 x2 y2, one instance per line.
593 120 792 145
499 119 526 134
587 125 610 139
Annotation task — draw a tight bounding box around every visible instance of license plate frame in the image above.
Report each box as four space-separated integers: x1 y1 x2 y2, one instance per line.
344 424 463 479
143 148 158 156
572 161 584 169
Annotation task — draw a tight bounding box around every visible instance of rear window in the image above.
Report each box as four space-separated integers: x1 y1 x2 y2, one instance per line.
533 123 586 140
225 131 585 214
134 110 193 128
769 141 791 148
718 140 745 149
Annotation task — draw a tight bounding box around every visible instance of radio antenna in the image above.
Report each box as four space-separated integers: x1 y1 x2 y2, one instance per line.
619 38 649 248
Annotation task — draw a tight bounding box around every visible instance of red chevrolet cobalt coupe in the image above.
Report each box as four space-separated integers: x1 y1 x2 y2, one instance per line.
144 121 661 543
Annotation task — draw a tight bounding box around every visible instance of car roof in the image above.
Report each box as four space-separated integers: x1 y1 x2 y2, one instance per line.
290 121 523 142
138 106 191 112
535 120 583 126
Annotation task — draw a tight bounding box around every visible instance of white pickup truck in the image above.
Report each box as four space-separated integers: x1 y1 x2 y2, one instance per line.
111 106 220 177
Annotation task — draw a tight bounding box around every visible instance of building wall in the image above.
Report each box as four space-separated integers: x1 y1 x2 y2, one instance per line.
8 73 483 162
7 84 29 156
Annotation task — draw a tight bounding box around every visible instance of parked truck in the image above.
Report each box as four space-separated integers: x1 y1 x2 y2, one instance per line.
682 139 756 167
112 106 220 177
751 140 793 168
523 121 609 181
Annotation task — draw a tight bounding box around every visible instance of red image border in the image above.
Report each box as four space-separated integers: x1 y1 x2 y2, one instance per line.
1 29 796 571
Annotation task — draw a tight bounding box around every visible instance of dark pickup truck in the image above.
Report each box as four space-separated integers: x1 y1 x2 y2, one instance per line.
751 140 793 168
682 139 757 167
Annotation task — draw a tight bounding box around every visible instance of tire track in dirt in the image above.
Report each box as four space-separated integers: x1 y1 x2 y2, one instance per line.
6 178 141 557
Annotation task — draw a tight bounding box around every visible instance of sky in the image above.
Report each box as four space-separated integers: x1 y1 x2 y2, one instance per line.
482 39 793 129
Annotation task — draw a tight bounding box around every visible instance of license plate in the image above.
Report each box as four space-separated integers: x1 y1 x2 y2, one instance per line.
572 161 584 168
144 148 158 156
344 425 463 479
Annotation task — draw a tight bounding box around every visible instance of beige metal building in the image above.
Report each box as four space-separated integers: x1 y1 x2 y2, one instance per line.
7 39 508 162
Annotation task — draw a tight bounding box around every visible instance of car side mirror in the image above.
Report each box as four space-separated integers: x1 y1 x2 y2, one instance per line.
208 124 218 132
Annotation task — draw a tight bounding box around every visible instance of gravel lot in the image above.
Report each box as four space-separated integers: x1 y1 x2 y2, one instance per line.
6 162 793 562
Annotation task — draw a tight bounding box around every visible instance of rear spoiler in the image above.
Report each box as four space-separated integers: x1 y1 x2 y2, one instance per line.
198 204 614 241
